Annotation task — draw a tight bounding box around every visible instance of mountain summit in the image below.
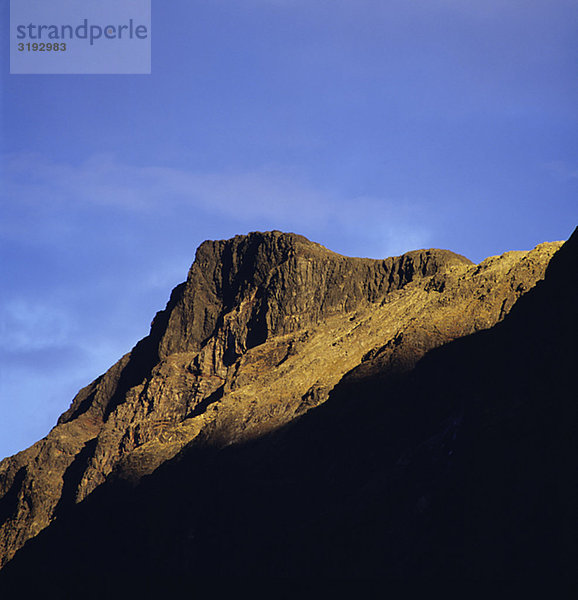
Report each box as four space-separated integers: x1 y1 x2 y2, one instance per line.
0 229 574 587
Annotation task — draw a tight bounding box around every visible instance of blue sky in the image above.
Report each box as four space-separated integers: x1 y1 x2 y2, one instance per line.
1 0 577 459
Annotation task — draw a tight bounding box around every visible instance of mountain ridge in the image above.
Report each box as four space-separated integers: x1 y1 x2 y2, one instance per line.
0 230 567 575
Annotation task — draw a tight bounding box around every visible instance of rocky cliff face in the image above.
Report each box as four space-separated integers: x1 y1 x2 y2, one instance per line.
0 230 565 572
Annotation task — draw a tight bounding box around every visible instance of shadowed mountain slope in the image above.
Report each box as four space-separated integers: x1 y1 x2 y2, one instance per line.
0 229 573 589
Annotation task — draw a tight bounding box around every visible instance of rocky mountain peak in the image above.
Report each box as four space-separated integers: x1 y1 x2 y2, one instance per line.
0 230 564 572
156 230 473 359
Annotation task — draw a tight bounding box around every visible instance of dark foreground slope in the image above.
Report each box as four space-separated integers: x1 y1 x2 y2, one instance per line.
0 229 576 591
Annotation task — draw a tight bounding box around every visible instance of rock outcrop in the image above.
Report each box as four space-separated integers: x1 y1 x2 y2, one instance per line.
0 230 566 575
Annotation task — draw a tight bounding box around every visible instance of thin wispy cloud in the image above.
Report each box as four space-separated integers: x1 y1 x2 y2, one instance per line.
2 152 432 256
544 161 578 182
1 299 75 351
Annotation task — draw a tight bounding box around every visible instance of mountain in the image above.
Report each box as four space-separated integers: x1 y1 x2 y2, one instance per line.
0 229 574 589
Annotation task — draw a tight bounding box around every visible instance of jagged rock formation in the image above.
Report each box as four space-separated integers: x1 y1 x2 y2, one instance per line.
0 230 567 578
